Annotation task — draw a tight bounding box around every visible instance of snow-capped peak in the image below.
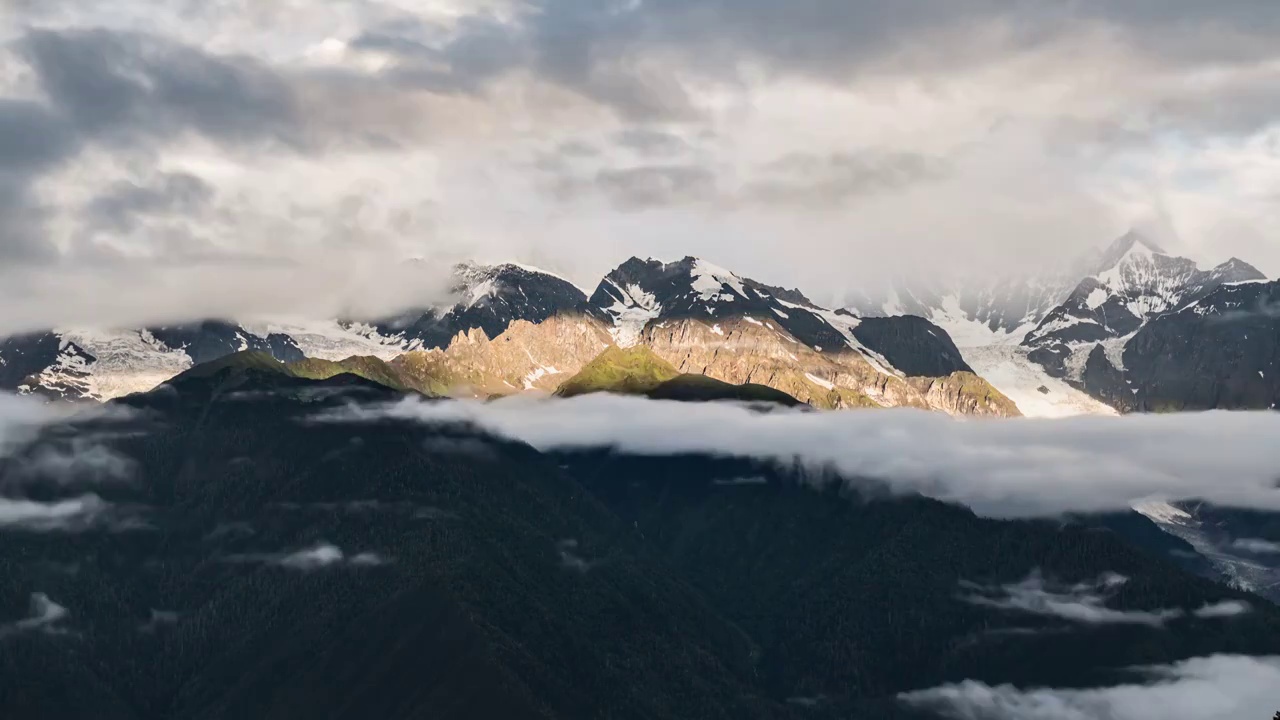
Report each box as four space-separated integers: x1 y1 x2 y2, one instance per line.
1094 230 1167 274
689 258 749 302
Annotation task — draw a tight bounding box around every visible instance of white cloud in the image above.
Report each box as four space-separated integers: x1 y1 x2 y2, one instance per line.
961 572 1250 627
1231 538 1280 555
278 543 345 570
0 494 112 531
225 542 388 570
899 654 1280 720
320 395 1280 518
0 592 70 639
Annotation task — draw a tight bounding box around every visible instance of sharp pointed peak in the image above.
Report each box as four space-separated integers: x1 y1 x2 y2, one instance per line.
1095 230 1167 272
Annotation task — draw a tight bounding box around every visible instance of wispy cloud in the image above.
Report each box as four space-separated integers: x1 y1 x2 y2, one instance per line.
0 494 114 532
138 609 180 633
224 542 389 570
899 654 1280 720
1205 297 1280 324
961 572 1250 627
318 395 1280 518
0 593 70 639
556 538 595 573
1231 538 1280 554
0 393 142 532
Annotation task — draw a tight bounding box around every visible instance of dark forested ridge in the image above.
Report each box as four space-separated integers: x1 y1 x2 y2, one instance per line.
1 363 1277 719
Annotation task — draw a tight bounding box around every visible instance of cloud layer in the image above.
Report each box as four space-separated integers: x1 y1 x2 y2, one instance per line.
961 572 1250 627
326 395 1280 518
0 393 139 531
899 654 1280 720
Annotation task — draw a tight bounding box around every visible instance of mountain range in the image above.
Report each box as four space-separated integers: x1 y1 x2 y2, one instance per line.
0 236 1274 416
848 231 1276 415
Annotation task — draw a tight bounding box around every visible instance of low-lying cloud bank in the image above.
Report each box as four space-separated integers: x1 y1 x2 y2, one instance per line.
961 572 1250 628
0 393 142 532
323 395 1280 518
899 654 1280 720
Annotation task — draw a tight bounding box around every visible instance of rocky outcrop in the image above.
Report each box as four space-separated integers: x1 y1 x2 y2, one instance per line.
1111 280 1280 412
392 314 614 397
382 313 1021 416
851 315 973 377
1022 232 1266 390
640 317 1018 416
372 263 589 350
906 372 1021 417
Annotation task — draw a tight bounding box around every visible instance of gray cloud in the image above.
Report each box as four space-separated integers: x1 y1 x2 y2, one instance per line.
593 165 718 210
516 0 1280 82
0 27 303 268
10 436 137 487
0 395 140 531
86 172 215 233
0 101 78 262
961 572 1250 627
1 1 1279 325
614 128 691 158
318 395 1280 518
899 654 1280 720
745 151 949 207
19 28 299 147
0 99 77 174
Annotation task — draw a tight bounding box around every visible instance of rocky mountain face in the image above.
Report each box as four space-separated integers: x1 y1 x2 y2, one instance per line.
589 256 851 350
0 322 303 401
844 264 1086 345
585 257 1017 415
842 231 1273 416
1080 279 1280 412
1021 232 1265 382
0 258 1019 416
367 262 589 350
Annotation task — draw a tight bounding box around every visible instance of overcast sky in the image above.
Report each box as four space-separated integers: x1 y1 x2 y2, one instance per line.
2 1 1279 328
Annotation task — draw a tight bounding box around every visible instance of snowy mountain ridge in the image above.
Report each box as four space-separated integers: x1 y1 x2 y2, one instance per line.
1021 231 1266 382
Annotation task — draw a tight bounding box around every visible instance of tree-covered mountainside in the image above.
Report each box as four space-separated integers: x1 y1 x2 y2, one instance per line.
555 346 804 405
554 346 681 397
1 362 1277 718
